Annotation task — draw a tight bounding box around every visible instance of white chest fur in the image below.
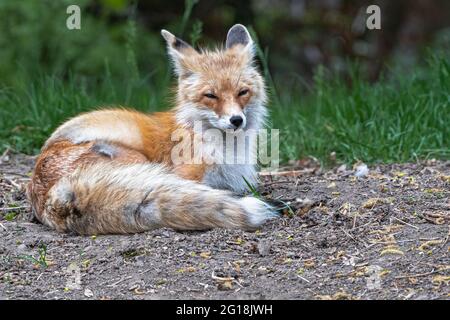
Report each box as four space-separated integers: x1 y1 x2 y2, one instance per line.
201 129 259 194
202 163 257 194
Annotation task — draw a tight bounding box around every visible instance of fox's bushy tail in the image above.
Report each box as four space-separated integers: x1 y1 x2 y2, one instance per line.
31 162 275 235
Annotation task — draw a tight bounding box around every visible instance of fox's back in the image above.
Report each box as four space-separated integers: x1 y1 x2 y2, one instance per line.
45 109 146 151
45 108 180 159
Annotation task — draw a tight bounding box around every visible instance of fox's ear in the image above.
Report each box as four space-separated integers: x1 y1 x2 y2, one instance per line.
225 24 254 58
161 29 197 76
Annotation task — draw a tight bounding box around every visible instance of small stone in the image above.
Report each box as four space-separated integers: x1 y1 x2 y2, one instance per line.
162 231 170 237
257 240 271 257
327 182 337 189
134 256 145 267
174 235 186 242
286 251 299 258
128 284 139 291
354 163 369 178
84 288 94 298
257 266 271 275
295 197 315 208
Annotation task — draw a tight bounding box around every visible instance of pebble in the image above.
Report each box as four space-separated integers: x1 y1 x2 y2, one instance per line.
84 288 94 297
134 256 145 267
257 240 271 257
354 163 369 178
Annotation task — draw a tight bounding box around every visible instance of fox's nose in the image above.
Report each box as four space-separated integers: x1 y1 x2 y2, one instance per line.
230 115 243 128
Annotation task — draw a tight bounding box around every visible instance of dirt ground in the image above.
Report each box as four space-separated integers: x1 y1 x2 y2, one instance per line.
0 152 449 300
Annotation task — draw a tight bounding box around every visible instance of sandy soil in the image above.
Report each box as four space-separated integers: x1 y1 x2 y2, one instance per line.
0 152 449 300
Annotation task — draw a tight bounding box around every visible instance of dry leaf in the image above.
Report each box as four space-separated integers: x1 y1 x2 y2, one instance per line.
432 275 450 286
380 246 404 256
418 240 443 252
199 252 211 259
217 280 233 290
304 258 315 268
316 291 355 300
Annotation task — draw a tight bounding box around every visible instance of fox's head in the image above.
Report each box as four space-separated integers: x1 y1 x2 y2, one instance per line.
161 24 267 131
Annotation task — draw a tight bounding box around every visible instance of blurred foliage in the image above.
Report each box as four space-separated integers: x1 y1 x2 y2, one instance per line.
0 0 166 87
0 0 448 162
1 0 449 88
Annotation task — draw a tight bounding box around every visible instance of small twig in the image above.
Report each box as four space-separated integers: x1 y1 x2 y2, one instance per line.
2 171 31 178
2 177 23 190
296 275 310 283
211 271 234 282
259 169 315 177
107 276 132 287
340 227 369 248
352 214 357 229
262 180 292 187
0 148 10 161
0 206 30 212
419 237 442 241
391 217 419 230
394 267 449 279
369 238 440 245
0 223 7 232
233 279 244 288
353 220 377 230
43 290 59 296
438 225 450 251
416 213 445 224
273 195 298 203
140 268 152 274
369 240 407 245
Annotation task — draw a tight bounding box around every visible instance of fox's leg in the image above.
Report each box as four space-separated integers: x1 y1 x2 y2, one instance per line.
28 140 148 224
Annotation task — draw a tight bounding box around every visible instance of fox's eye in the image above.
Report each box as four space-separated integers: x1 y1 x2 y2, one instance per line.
204 93 218 99
238 89 249 96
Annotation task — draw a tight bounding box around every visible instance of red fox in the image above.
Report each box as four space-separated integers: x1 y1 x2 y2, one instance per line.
27 24 275 235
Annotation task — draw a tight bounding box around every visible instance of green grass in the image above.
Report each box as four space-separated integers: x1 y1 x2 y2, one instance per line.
0 72 172 154
0 54 448 165
19 243 49 268
271 54 450 165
